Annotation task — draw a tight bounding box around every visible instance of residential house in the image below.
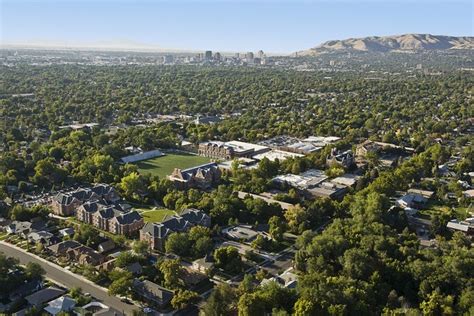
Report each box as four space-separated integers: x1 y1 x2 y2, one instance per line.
446 218 474 235
261 268 298 289
396 193 428 210
140 209 210 251
47 240 82 256
66 245 106 266
27 231 59 246
326 149 355 168
97 239 116 253
58 227 75 238
6 219 47 238
123 262 143 275
191 254 214 274
44 296 76 315
25 287 65 307
463 189 474 199
132 279 173 309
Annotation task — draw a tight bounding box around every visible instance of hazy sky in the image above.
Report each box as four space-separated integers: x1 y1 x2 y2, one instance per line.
1 0 473 53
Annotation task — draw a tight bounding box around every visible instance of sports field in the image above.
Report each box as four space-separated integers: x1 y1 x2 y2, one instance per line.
135 152 211 178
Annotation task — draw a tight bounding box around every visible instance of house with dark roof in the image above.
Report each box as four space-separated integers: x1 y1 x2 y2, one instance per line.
97 239 116 253
168 162 221 190
47 240 82 256
25 287 65 307
140 209 210 251
132 279 173 309
66 245 106 266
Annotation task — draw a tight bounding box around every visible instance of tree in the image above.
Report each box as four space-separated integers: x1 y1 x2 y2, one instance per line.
200 284 236 316
420 290 454 316
213 246 243 274
108 272 133 298
159 259 184 290
119 172 145 201
268 215 285 241
284 205 307 234
132 240 149 257
165 233 191 257
114 251 138 268
24 262 45 279
171 289 199 310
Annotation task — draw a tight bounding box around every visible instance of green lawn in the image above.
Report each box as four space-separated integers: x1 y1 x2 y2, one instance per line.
419 202 471 220
135 152 211 178
141 209 177 223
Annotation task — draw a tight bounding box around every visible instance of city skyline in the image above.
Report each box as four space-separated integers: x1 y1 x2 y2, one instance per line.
1 0 473 53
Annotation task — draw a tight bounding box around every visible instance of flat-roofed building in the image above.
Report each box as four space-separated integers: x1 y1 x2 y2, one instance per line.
252 150 304 162
306 181 348 200
273 169 328 190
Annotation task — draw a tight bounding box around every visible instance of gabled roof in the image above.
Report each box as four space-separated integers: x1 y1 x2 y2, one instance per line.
132 279 173 305
58 227 75 236
95 206 123 220
25 287 65 306
114 210 143 225
44 295 76 315
28 231 54 242
48 240 81 254
141 222 173 239
9 279 43 301
180 208 210 226
98 239 116 253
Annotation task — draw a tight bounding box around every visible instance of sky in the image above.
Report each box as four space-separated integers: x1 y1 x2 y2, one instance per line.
1 0 473 53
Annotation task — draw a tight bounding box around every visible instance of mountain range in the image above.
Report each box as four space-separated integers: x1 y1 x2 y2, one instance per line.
296 34 474 56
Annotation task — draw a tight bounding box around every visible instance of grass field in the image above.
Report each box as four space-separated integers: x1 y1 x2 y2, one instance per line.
135 152 211 178
141 209 177 223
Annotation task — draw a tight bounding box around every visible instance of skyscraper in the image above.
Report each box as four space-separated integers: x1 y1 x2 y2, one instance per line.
246 52 254 63
205 51 212 61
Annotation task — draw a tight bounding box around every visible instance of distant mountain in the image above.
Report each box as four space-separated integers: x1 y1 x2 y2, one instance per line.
297 34 474 56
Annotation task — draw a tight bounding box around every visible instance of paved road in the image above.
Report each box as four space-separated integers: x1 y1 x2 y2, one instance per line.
0 242 138 315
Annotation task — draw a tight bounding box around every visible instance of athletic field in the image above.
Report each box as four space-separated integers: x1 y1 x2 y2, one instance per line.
135 152 211 178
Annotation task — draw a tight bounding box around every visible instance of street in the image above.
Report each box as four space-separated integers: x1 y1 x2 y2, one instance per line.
0 241 138 315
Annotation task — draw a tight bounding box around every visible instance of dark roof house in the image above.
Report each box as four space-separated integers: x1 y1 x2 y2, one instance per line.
132 279 173 308
25 287 65 307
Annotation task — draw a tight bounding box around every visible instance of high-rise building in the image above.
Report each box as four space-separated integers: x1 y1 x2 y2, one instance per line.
162 55 174 64
214 52 222 61
246 52 254 63
257 50 265 59
205 50 212 61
